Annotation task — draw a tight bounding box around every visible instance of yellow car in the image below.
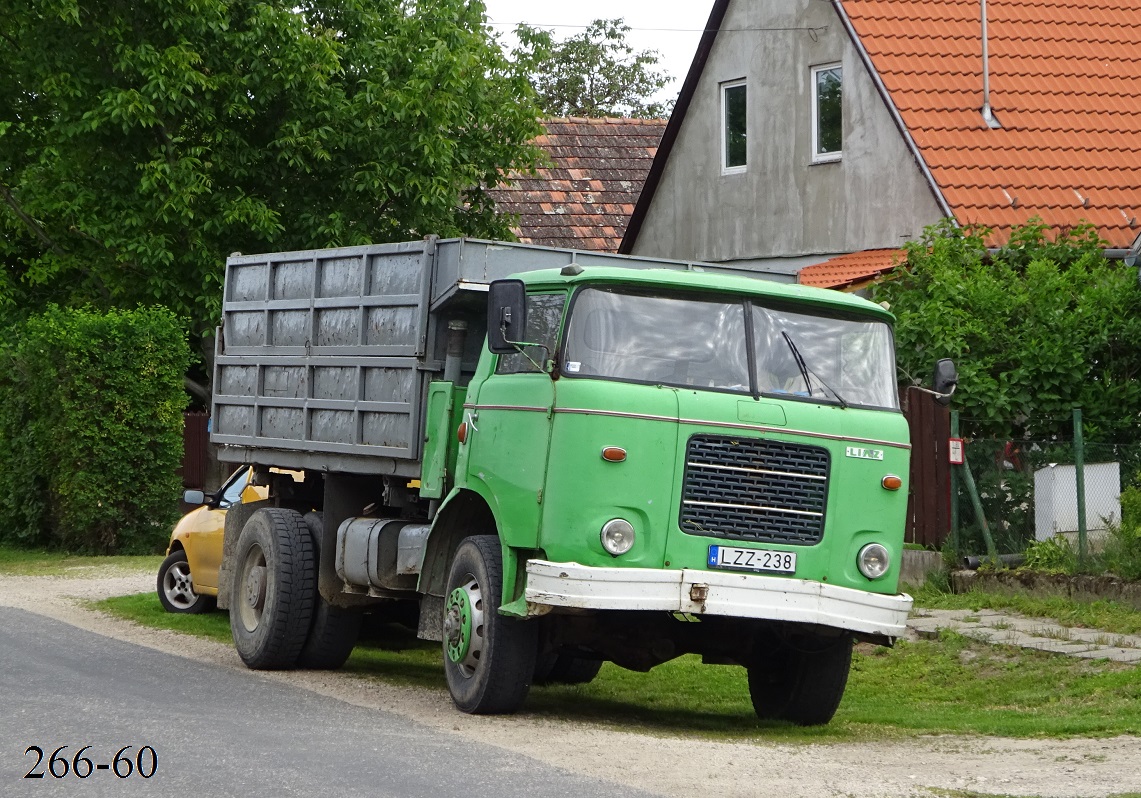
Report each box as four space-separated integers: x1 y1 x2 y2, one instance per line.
157 467 268 613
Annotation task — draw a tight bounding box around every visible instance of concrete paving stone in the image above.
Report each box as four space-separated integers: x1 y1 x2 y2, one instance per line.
1063 628 1138 647
1026 640 1098 655
1070 648 1141 664
910 607 1141 660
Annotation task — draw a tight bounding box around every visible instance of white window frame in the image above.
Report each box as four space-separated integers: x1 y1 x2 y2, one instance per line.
721 79 747 175
811 63 843 164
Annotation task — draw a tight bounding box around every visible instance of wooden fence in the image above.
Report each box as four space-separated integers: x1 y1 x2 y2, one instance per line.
901 386 951 547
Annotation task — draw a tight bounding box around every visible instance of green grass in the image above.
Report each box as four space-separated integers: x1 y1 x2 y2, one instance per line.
95 592 231 642
95 592 1141 741
914 581 1141 636
0 544 162 576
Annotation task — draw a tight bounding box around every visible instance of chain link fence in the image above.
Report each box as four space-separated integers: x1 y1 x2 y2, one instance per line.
952 430 1141 561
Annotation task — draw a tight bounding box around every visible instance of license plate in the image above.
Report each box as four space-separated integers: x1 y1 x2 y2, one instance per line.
707 545 796 574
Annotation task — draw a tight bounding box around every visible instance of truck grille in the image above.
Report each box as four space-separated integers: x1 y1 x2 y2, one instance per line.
679 434 830 545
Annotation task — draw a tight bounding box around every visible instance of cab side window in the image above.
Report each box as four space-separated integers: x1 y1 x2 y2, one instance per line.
495 293 567 374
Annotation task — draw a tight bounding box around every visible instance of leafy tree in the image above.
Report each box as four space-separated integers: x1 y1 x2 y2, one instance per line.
512 19 673 119
0 0 544 390
873 219 1141 442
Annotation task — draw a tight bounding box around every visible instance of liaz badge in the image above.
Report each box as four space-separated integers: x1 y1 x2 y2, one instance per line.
846 446 884 461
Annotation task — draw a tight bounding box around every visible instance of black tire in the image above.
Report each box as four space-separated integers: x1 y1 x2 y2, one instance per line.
534 652 603 686
747 633 853 726
442 536 537 714
296 512 361 670
229 508 316 670
157 550 213 614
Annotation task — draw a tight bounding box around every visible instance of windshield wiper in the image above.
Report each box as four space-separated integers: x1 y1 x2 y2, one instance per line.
780 331 849 409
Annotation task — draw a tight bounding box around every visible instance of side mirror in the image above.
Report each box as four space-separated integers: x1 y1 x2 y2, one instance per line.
487 279 527 355
932 359 958 406
183 489 206 506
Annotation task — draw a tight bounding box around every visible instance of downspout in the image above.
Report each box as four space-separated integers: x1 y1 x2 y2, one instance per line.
980 0 1002 128
830 0 955 220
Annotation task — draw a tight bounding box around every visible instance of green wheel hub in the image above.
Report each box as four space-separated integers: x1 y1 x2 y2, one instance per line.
443 577 485 674
445 586 473 663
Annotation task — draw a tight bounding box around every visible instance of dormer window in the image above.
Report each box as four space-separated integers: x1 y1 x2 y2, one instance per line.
721 80 747 173
811 64 842 163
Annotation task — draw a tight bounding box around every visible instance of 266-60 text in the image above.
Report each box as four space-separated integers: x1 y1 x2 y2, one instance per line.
23 746 158 779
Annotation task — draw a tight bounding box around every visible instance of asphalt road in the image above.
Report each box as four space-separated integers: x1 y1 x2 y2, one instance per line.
1 607 656 798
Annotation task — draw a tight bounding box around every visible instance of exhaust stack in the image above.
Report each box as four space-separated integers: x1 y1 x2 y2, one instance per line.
981 0 1001 129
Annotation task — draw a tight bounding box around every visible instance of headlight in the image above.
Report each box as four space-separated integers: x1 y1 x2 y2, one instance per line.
857 543 890 579
600 519 635 556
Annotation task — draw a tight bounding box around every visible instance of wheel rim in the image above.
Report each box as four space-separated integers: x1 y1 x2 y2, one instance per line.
162 560 199 610
238 543 269 633
444 577 484 676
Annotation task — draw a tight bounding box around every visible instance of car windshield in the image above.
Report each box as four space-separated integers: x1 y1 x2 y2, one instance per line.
561 286 899 410
218 468 250 508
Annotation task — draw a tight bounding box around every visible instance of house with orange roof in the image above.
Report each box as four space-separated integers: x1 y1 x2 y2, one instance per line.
489 117 667 253
619 0 1141 290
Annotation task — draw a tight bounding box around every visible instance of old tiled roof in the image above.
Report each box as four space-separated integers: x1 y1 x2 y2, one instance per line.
798 249 906 290
489 117 667 253
840 0 1141 249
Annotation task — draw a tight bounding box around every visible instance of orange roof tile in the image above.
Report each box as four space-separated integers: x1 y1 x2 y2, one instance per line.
489 118 667 252
798 249 907 290
841 0 1141 248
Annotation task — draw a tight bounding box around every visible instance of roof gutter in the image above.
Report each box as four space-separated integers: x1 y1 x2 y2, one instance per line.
830 0 956 221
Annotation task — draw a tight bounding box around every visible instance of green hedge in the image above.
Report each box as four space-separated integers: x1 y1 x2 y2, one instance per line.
0 306 190 553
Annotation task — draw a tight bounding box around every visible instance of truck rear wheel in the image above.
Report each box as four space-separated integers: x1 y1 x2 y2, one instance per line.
296 512 361 670
442 536 537 714
747 632 853 726
230 508 316 670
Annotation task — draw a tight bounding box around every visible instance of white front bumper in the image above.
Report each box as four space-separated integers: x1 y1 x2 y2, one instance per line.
524 560 912 637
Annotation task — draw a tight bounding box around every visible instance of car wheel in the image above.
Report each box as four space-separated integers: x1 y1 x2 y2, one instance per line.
443 536 537 714
229 508 316 670
157 550 213 614
747 632 853 726
296 512 362 670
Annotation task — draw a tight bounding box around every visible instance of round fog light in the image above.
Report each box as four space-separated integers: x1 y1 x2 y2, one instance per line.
857 543 890 579
600 519 635 556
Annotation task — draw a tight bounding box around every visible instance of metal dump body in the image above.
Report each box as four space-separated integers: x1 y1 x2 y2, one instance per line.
211 237 752 475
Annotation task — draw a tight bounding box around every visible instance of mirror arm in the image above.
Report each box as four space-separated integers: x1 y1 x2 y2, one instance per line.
501 329 553 376
913 384 957 401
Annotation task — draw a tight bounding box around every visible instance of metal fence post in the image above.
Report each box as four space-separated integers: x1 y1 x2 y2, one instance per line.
1074 407 1087 563
950 410 960 557
960 452 999 565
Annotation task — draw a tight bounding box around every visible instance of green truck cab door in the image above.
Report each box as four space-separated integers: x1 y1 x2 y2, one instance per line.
462 293 566 550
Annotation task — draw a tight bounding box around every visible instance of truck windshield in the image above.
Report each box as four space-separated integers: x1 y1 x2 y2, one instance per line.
561 287 899 410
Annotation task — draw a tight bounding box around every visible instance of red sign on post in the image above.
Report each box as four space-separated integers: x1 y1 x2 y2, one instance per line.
948 437 965 465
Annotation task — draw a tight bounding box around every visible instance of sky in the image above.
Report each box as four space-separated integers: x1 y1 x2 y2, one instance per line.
480 1 714 106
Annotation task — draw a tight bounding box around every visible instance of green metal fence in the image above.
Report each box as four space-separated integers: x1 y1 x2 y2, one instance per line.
951 410 1141 561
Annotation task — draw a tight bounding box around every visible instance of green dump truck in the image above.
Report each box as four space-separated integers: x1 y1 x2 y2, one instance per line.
211 237 953 725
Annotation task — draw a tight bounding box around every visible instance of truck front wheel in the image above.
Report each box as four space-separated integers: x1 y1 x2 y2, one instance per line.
229 508 316 670
747 632 853 726
442 536 537 714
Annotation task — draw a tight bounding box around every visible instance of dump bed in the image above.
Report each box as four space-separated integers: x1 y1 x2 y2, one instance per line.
211 237 757 475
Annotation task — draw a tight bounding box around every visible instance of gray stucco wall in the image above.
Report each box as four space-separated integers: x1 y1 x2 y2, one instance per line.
631 0 945 274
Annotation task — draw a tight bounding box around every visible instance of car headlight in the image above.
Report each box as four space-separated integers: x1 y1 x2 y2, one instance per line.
857 543 890 579
600 519 635 556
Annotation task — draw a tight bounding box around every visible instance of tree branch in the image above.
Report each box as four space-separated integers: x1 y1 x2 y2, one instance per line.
184 375 211 405
0 182 65 256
